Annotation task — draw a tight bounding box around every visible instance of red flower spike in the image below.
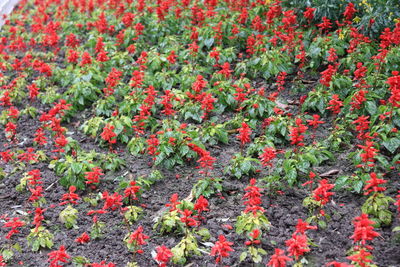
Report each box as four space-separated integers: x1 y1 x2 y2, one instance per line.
210 235 234 264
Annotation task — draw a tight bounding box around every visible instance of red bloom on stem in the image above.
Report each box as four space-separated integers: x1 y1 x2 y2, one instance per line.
128 226 149 251
124 181 141 201
154 245 173 267
343 3 357 22
3 217 25 239
101 124 117 144
358 141 378 166
303 7 315 21
165 193 181 211
101 191 123 211
312 179 334 205
289 118 308 147
317 17 332 32
218 62 233 78
237 122 252 146
48 245 70 267
85 167 104 186
243 178 265 215
363 172 387 195
351 213 380 246
210 235 234 264
320 65 337 87
347 248 372 267
294 219 317 235
179 209 198 227
387 71 400 108
307 114 325 129
80 51 92 66
327 94 343 114
75 232 90 244
285 233 310 260
188 143 216 170
267 248 292 267
194 195 209 215
259 147 276 167
60 186 80 206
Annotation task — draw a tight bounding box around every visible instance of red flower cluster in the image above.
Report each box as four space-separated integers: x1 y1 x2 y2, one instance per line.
210 235 234 264
312 179 334 205
243 178 265 215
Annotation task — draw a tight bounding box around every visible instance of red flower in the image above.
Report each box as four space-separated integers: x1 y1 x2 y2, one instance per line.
194 195 209 215
320 65 337 87
285 233 310 260
48 245 70 267
154 245 173 267
179 209 198 227
259 147 276 167
267 248 292 267
327 94 343 114
363 172 387 195
237 122 252 146
243 179 265 215
60 186 80 206
80 51 92 66
165 193 181 212
303 7 315 21
289 118 308 147
75 232 90 244
100 124 117 144
347 248 372 267
343 3 357 22
124 181 141 200
307 114 325 129
85 167 104 186
358 141 378 165
294 219 317 235
101 191 123 211
312 179 334 205
210 235 234 263
2 217 25 239
350 213 380 246
128 226 149 248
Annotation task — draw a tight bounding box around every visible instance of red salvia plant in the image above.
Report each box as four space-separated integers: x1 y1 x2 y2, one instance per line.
357 140 378 168
267 248 292 267
127 226 149 255
312 179 335 206
154 245 173 267
237 122 252 152
243 178 265 215
210 235 234 264
85 167 104 188
101 191 123 211
363 172 387 196
259 146 277 168
60 186 80 206
289 118 308 147
2 217 25 239
100 124 117 150
47 245 70 267
75 232 90 244
327 94 343 115
165 193 181 212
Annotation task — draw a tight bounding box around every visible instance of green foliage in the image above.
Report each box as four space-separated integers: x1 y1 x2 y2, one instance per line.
26 226 54 252
59 205 79 229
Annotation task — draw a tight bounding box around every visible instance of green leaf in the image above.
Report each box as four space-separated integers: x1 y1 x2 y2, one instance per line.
382 137 400 154
365 101 377 115
70 162 83 174
239 251 248 262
